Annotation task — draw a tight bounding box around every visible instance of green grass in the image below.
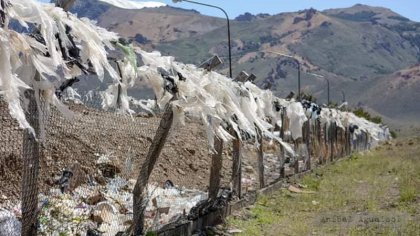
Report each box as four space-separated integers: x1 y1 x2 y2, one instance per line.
400 173 417 204
227 138 420 235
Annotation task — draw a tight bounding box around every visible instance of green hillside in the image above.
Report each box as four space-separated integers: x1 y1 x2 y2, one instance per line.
67 1 420 125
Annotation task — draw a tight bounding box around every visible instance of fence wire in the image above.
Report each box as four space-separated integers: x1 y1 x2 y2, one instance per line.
0 94 372 235
0 98 23 208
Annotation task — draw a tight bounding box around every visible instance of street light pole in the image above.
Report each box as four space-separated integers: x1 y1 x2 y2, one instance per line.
308 72 330 105
172 0 232 78
327 78 330 105
298 62 301 101
341 90 346 103
263 51 301 101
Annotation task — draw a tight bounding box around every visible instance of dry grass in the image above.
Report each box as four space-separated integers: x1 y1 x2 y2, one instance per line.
227 137 420 235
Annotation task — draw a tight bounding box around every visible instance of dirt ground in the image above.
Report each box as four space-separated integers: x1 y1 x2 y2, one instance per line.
226 137 420 235
0 101 281 209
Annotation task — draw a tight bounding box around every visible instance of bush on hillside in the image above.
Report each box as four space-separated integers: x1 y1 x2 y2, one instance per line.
390 130 397 139
352 107 382 124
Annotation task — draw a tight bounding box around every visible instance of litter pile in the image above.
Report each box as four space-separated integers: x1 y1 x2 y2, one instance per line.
35 177 206 235
0 210 21 236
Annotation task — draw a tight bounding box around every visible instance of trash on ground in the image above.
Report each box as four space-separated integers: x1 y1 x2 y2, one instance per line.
288 185 315 194
35 176 207 235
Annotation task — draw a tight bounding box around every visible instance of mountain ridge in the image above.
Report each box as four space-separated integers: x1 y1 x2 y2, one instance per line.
67 1 420 130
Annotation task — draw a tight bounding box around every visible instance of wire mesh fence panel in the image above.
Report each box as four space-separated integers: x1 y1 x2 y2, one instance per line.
34 95 230 234
310 119 322 168
137 117 233 232
0 88 382 236
0 98 24 208
148 120 212 191
33 97 163 234
0 97 25 236
235 143 250 195
21 91 42 236
261 139 282 187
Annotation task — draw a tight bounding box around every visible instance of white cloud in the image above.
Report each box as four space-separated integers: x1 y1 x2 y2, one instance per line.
97 0 166 9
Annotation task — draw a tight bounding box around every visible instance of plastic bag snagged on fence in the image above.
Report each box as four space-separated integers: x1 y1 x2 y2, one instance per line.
135 49 298 154
287 102 307 140
188 188 232 221
1 0 121 136
287 185 315 194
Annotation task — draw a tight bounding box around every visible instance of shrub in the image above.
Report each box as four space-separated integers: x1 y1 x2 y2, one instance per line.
370 116 382 124
390 130 397 139
352 107 382 124
300 92 317 103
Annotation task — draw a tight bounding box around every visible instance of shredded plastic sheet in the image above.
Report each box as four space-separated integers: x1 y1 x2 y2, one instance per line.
0 0 120 136
287 102 307 140
101 43 138 114
0 27 34 134
61 86 82 104
345 111 389 142
0 0 389 152
113 48 389 153
132 50 298 154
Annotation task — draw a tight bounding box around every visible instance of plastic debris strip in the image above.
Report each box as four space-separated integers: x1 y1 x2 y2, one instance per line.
0 0 121 135
287 102 307 140
133 47 390 150
100 42 140 115
0 0 389 152
301 100 322 120
60 87 83 104
134 47 390 154
135 49 298 154
34 176 206 235
319 108 390 144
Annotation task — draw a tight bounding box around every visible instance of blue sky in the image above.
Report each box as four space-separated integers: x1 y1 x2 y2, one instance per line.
38 0 420 22
165 0 419 21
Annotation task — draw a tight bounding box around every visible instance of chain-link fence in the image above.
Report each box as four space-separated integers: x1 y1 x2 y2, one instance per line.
0 95 373 235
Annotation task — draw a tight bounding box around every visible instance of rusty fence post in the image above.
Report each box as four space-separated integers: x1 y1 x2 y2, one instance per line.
231 137 242 198
365 132 369 150
305 120 311 171
209 137 224 200
329 122 334 162
133 101 174 235
256 127 265 189
279 109 285 178
346 126 352 155
323 122 328 164
319 119 323 165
